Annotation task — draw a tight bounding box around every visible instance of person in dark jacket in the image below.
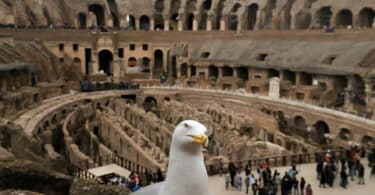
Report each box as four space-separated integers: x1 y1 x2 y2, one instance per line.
358 162 365 184
340 167 348 188
300 177 306 195
228 161 237 187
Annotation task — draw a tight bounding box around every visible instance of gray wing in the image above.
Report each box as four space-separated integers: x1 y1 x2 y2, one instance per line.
133 182 163 195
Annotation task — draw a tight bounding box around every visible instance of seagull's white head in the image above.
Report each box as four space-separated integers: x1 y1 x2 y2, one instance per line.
173 120 209 151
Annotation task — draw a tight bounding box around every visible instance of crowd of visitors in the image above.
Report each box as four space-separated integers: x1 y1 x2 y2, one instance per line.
101 168 164 192
224 146 375 195
225 160 312 195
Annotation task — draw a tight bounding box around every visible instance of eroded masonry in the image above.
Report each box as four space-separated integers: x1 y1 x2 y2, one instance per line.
0 0 375 194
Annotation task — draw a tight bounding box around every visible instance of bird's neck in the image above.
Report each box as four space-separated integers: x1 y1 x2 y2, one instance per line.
162 144 209 195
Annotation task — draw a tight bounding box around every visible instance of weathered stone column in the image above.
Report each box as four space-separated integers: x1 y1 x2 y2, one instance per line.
295 72 302 86
178 14 184 31
150 18 155 31
233 67 238 78
205 66 209 80
365 81 373 111
255 10 262 30
164 18 170 31
220 18 226 31
135 17 140 31
236 15 242 33
218 67 223 79
193 19 198 31
177 64 181 79
187 66 191 78
206 18 212 31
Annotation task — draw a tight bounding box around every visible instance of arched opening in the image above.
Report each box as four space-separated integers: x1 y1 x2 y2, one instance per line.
339 128 351 141
78 13 87 29
98 50 113 75
126 15 136 30
186 13 195 30
214 0 226 30
358 8 374 28
247 4 258 30
361 136 374 149
143 97 158 112
128 57 137 67
88 4 105 27
237 67 249 81
295 11 311 29
294 116 306 130
316 6 332 28
190 65 196 76
155 0 164 12
222 66 233 77
142 57 150 73
232 3 241 12
335 9 353 28
140 15 150 31
283 70 296 85
170 0 181 30
208 66 218 78
228 15 238 30
313 121 330 144
181 63 188 77
154 14 164 30
111 12 119 28
93 126 100 137
154 50 164 78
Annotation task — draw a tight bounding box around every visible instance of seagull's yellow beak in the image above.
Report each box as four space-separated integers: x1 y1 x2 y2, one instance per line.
189 134 209 147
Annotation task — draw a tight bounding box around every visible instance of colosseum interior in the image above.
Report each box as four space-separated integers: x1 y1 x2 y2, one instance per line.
0 0 374 194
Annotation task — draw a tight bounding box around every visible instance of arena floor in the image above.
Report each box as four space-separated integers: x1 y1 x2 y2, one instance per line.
209 161 374 195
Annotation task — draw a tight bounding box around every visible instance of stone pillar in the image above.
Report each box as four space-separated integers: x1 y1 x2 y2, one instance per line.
236 15 242 33
290 12 296 30
220 18 226 31
295 72 302 86
255 10 262 30
92 51 99 74
135 17 140 31
164 19 170 31
365 81 373 111
150 18 155 31
269 77 281 98
205 67 209 80
330 12 336 27
233 68 238 78
218 67 223 79
193 19 198 31
344 76 354 110
207 18 212 31
178 15 184 31
187 66 191 78
352 14 359 28
177 64 181 79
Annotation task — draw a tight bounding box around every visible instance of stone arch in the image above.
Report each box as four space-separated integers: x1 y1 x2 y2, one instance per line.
313 120 330 144
163 97 171 102
295 11 311 30
294 116 307 130
170 0 181 30
154 49 164 77
186 13 195 30
198 0 212 30
143 96 158 112
181 63 188 77
128 57 137 67
246 3 258 30
208 65 218 78
140 15 150 31
222 66 233 77
126 15 136 30
358 8 374 28
154 14 164 30
77 13 87 29
228 15 238 30
232 3 242 13
335 9 353 28
142 57 150 73
214 0 226 30
98 50 113 75
88 4 105 27
338 128 352 141
315 6 332 28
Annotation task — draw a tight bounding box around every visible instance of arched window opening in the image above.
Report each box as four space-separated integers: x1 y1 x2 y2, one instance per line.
313 121 330 144
98 50 113 75
78 13 87 29
335 9 353 28
140 15 150 31
187 13 194 30
181 63 188 77
154 50 164 77
339 128 351 141
358 8 374 28
247 4 258 30
126 15 136 30
142 57 150 73
222 66 233 77
316 6 332 28
229 15 238 30
88 4 105 27
208 66 218 78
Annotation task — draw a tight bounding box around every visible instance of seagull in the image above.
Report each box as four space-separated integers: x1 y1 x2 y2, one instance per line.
134 120 210 195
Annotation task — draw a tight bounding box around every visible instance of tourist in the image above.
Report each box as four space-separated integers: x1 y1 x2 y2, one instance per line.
245 173 250 194
252 179 258 195
357 161 365 184
340 166 348 188
293 178 299 195
316 159 323 180
235 170 242 191
245 160 252 176
300 177 306 195
305 184 313 195
225 172 231 190
258 178 265 195
156 168 163 182
281 172 292 195
228 160 237 186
